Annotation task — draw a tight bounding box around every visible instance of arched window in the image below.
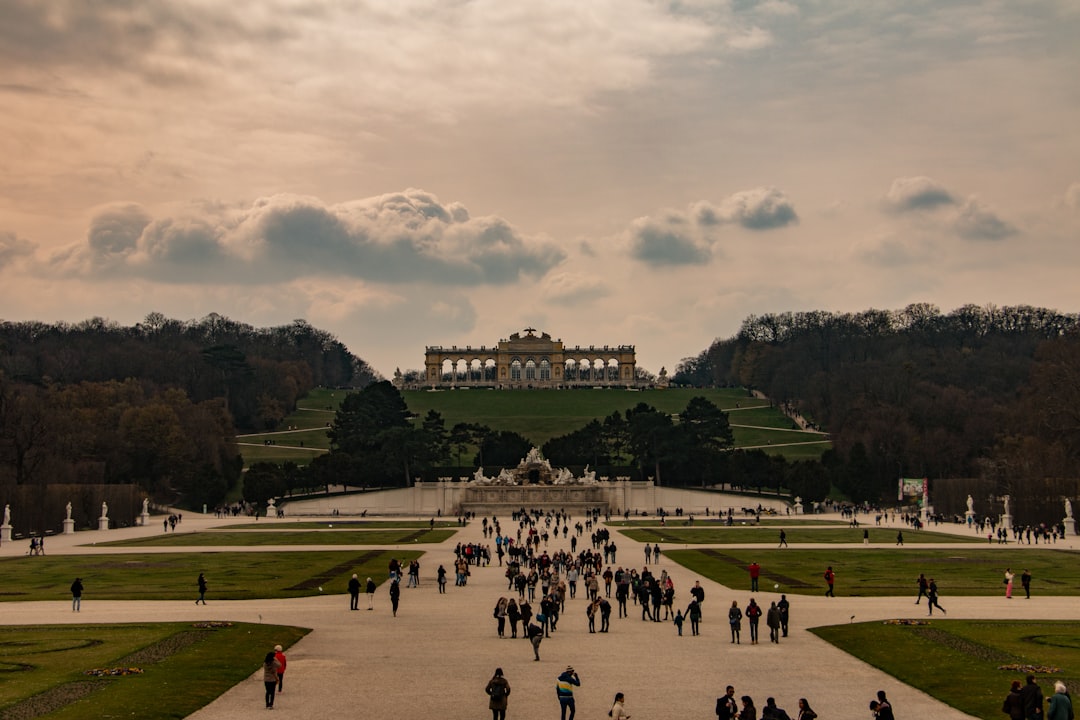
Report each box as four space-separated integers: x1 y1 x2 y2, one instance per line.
525 359 537 380
511 359 522 381
539 359 551 380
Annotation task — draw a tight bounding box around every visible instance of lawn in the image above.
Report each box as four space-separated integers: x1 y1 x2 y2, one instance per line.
215 520 459 530
0 550 422 602
665 548 1080 596
0 622 308 720
98 529 457 547
620 526 980 544
813 620 1080 719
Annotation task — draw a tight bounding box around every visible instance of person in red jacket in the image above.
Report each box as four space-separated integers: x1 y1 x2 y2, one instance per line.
748 562 761 592
823 567 835 597
273 644 287 693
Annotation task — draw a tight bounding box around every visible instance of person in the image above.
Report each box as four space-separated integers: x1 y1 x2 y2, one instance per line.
896 530 904 546
796 698 818 720
728 601 742 644
777 595 790 637
527 620 543 660
437 564 447 593
1005 568 1015 599
746 598 762 644
738 695 756 720
262 650 281 709
389 578 401 616
762 697 791 720
766 601 781 643
1019 674 1043 720
70 577 84 612
1047 681 1072 720
1003 680 1025 720
556 666 580 720
716 686 738 720
348 574 361 610
748 561 761 592
507 598 521 638
495 596 509 637
485 667 511 720
366 577 377 609
1021 569 1032 599
927 578 946 615
686 597 702 636
197 572 208 605
610 692 631 720
691 581 705 605
645 544 652 563
599 597 612 632
824 566 835 597
863 528 870 545
874 690 895 720
916 573 929 604
273 644 287 693
653 543 661 563
587 597 599 633
778 529 788 548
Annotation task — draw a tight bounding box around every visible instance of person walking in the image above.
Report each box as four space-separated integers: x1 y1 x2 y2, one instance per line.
556 666 580 720
777 595 790 637
389 578 401 617
1021 569 1032 599
609 692 631 720
766 601 781 643
70 577 84 612
273 644 287 693
686 597 702 636
896 530 904 546
745 598 762 644
927 578 946 615
728 601 742 644
366 577 377 609
778 529 788 548
915 573 929 604
348 574 361 610
1005 568 1015 599
1047 680 1072 720
262 650 281 709
824 566 835 597
196 572 208 605
485 667 511 720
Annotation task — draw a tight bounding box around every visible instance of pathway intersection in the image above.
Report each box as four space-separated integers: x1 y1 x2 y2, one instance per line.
2 513 1077 719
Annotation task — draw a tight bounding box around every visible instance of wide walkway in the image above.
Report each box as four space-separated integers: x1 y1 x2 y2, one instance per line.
2 513 1077 719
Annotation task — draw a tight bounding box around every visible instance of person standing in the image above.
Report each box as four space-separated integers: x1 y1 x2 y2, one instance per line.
927 579 946 615
777 595 790 637
896 530 904 546
796 698 818 720
1047 681 1072 720
1003 680 1025 720
738 695 757 720
766 601 781 644
645 544 652 563
748 562 761 592
70 577 84 613
746 598 762 644
1019 674 1043 720
824 566 835 597
389 578 401 617
875 691 895 720
262 651 281 709
273 644 287 693
366 577 377 609
762 697 791 720
716 686 738 720
728 601 742 644
863 528 870 545
1005 568 1015 599
495 597 509 637
348 574 361 610
653 543 661 563
196 572 208 605
609 692 631 720
556 666 580 720
507 598 521 638
437 564 448 593
485 667 511 720
1021 569 1032 599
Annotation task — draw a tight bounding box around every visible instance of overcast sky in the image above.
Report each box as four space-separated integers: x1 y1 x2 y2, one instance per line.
2 1 1079 377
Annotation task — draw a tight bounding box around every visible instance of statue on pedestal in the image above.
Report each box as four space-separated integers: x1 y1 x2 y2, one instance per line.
966 495 974 514
142 498 150 514
100 502 108 519
1066 498 1073 520
2 504 10 526
66 502 73 520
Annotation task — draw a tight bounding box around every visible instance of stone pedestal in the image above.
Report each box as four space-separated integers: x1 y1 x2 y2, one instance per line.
63 519 75 535
965 510 975 524
139 512 150 527
98 517 110 531
0 524 11 543
1064 517 1077 536
1001 513 1013 530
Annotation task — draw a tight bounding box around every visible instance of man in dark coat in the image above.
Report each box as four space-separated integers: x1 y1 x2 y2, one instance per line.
1019 674 1044 720
716 685 738 720
777 595 790 637
348 574 361 610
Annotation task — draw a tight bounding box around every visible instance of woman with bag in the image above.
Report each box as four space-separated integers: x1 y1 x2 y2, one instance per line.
485 667 511 720
609 692 630 720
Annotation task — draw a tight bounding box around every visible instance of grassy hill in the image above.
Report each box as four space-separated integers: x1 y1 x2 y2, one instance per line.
237 386 831 467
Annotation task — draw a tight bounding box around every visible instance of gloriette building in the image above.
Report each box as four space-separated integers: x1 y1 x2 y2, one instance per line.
424 327 637 388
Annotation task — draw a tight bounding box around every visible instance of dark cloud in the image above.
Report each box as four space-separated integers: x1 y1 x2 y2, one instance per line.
883 176 956 212
628 214 712 266
0 230 36 268
46 190 565 285
716 187 799 229
952 198 1017 241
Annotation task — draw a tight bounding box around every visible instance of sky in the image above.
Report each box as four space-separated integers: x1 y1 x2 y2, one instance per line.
2 0 1079 378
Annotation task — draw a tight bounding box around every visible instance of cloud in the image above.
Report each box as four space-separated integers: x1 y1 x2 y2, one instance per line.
882 176 956 212
45 190 565 285
541 271 610 305
1065 182 1080 210
952 197 1017 241
0 230 36 268
627 188 798 266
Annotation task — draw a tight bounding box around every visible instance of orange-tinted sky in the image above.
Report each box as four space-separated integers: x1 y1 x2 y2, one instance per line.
2 1 1079 376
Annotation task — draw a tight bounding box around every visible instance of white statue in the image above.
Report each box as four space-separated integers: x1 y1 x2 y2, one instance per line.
473 467 489 484
100 501 108 519
142 498 149 514
1066 498 1073 519
581 465 597 484
554 467 573 485
966 495 974 513
1003 495 1011 516
2 504 10 526
525 447 543 465
66 502 72 520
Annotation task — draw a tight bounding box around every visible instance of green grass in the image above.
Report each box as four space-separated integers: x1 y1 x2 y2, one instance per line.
665 548 1080 596
215 520 459 530
237 444 328 466
813 620 1080 719
0 622 308 720
0 550 422 602
620 527 981 544
98 529 457 547
607 518 846 526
